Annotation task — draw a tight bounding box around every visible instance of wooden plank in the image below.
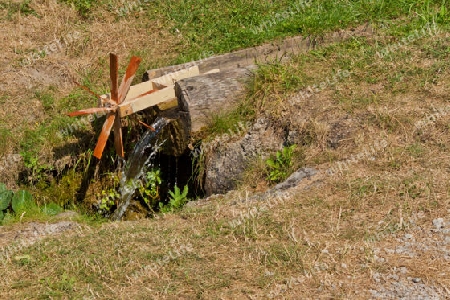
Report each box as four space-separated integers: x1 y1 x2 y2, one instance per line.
118 86 176 117
152 65 200 86
143 36 312 80
125 65 200 101
96 66 200 117
157 98 178 111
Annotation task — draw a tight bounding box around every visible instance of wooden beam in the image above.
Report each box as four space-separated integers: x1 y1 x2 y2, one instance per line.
124 65 200 101
118 86 177 117
144 25 374 81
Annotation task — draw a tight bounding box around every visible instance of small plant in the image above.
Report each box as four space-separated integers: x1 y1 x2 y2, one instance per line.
20 151 52 184
138 169 162 210
0 183 13 221
94 172 121 215
97 189 119 215
0 183 44 223
4 0 39 19
11 189 35 215
159 185 189 213
41 202 64 216
265 145 296 183
59 0 97 17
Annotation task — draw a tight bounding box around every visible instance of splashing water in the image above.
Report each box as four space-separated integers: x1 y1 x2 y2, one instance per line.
112 117 169 220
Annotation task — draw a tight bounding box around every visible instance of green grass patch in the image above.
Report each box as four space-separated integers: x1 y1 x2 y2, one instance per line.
57 0 100 18
142 0 448 64
0 183 65 225
0 0 39 20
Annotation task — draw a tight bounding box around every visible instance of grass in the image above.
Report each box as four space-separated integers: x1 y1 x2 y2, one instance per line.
146 0 449 63
2 0 447 170
0 0 38 20
1 0 450 297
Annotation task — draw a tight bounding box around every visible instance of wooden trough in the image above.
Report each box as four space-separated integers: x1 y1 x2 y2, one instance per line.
68 27 373 158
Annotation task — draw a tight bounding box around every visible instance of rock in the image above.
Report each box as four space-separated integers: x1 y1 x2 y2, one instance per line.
404 234 414 240
274 168 317 190
55 210 79 220
203 118 284 195
432 218 445 230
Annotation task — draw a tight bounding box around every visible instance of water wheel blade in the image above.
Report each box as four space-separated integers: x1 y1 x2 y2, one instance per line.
67 107 114 117
113 116 124 158
110 53 119 103
93 113 116 159
118 56 141 104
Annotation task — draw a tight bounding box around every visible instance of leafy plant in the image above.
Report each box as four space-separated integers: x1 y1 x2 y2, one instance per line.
97 189 119 215
20 151 51 184
138 169 162 210
0 184 39 223
12 189 35 215
3 0 39 19
42 202 64 216
0 183 65 223
59 0 97 17
0 183 13 211
265 145 296 183
159 185 189 213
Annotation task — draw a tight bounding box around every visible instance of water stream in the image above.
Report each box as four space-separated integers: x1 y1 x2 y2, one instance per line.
112 117 169 220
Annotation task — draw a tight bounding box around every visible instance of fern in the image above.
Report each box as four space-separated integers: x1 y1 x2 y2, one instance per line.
159 185 189 213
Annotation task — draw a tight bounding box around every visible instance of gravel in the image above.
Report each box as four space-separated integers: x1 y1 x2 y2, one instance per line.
369 217 450 299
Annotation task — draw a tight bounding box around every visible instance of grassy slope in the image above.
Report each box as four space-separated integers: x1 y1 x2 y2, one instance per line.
1 0 445 164
1 0 450 298
0 0 442 205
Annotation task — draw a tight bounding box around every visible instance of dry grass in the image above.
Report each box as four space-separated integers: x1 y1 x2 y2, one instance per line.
1 171 447 298
1 2 450 299
0 0 179 187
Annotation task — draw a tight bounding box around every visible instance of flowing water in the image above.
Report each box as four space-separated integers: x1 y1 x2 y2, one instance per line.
112 117 169 220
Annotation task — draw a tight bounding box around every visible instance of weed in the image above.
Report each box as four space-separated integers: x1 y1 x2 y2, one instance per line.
58 0 98 18
0 0 39 20
41 203 64 216
0 127 11 156
159 185 189 213
266 145 296 183
406 143 426 158
97 189 119 214
399 178 422 199
95 174 120 215
19 151 52 185
22 158 50 182
35 90 56 113
138 168 162 210
0 183 62 224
